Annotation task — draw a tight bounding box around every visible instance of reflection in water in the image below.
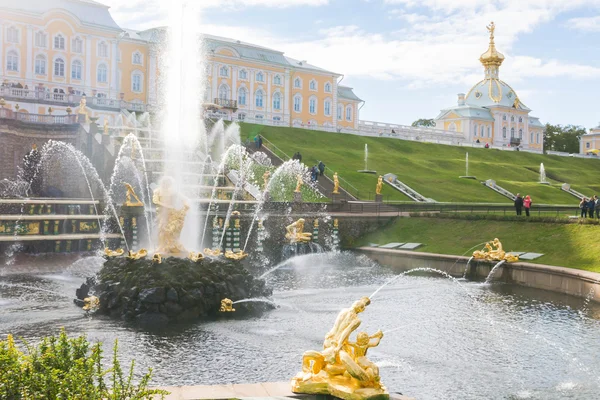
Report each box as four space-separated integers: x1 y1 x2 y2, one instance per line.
1 253 600 399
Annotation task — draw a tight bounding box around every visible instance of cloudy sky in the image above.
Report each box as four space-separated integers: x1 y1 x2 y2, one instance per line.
102 0 600 128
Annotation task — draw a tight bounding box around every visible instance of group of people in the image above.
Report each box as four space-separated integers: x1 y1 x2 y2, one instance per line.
579 196 600 218
514 193 532 216
253 135 263 149
292 152 303 163
310 161 326 182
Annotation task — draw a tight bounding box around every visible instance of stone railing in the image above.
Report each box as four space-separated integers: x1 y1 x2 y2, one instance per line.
0 87 147 112
0 107 78 124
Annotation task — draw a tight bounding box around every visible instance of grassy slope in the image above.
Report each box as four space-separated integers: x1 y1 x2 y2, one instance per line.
240 123 600 204
361 218 600 272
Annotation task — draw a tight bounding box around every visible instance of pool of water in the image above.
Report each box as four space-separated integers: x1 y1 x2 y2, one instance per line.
1 253 600 400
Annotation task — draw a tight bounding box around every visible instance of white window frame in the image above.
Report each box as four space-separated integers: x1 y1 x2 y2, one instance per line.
309 96 317 115
518 128 523 139
219 65 229 77
474 124 478 137
309 79 317 91
324 82 332 93
6 50 19 72
255 89 264 108
273 92 281 110
54 34 65 50
346 105 352 121
34 54 46 75
98 41 108 58
132 71 143 93
54 57 65 77
97 63 108 83
132 51 143 65
273 74 282 85
238 87 247 106
502 127 507 138
71 60 83 80
256 71 265 83
511 127 515 138
337 104 343 120
293 94 302 113
72 37 83 53
35 31 47 48
218 83 230 100
487 126 492 138
7 26 19 44
324 99 332 116
238 69 247 80
294 77 302 89
530 132 534 143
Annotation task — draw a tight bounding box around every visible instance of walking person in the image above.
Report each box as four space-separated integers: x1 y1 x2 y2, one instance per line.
318 161 325 177
254 135 259 149
514 193 523 216
580 197 588 218
595 195 600 219
588 196 596 219
523 195 532 217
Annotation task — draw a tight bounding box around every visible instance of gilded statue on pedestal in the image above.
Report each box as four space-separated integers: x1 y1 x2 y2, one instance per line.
104 248 124 258
263 170 271 191
220 298 235 312
333 172 340 194
188 252 204 262
473 238 519 263
285 218 312 243
376 176 383 195
152 177 189 254
126 249 148 260
291 297 388 400
204 248 223 257
295 175 303 193
225 250 249 260
123 182 144 207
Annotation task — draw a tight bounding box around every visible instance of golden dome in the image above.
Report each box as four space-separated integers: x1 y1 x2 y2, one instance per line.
479 22 505 67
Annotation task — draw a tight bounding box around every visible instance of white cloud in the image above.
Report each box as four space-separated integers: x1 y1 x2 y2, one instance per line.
567 16 600 32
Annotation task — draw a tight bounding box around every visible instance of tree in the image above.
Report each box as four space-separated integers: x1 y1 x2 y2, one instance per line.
411 118 436 127
543 124 585 154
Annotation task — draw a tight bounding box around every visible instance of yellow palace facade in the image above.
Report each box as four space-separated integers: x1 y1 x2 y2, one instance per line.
0 0 362 129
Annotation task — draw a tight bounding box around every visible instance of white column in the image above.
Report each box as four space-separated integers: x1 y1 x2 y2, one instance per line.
284 69 290 125
85 35 92 93
266 72 271 115
110 40 118 97
0 21 4 75
231 66 237 102
148 48 157 104
249 69 255 113
332 77 338 130
211 64 218 102
26 25 33 83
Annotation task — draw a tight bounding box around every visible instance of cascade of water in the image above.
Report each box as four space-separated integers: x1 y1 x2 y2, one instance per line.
539 163 548 184
485 260 506 284
463 256 474 278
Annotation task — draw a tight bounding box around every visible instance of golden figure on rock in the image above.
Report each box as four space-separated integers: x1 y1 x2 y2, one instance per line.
333 172 340 194
104 248 124 258
204 248 223 257
376 176 383 195
123 182 144 207
220 298 235 312
295 175 303 193
285 218 312 243
188 252 204 262
83 296 99 312
225 250 249 260
153 177 189 254
263 170 271 190
473 238 519 263
152 253 162 264
291 297 388 400
126 249 148 260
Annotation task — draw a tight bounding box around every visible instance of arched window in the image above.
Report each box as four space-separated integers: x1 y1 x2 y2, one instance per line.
35 31 46 47
324 99 332 116
449 122 457 132
294 94 302 112
72 37 83 53
325 82 332 93
510 127 515 138
537 133 540 143
34 55 46 75
530 132 534 143
6 51 18 71
218 84 229 100
273 75 282 85
309 80 317 90
255 90 264 108
487 126 492 138
54 34 65 50
97 63 108 83
273 92 281 110
502 127 507 138
294 77 302 88
133 52 142 65
474 124 478 137
132 73 143 92
7 26 19 43
510 115 515 122
502 114 507 121
219 66 228 77
71 60 82 80
256 72 264 82
238 87 247 106
346 105 352 121
337 104 343 120
481 125 485 137
519 116 523 123
98 41 108 57
239 69 247 80
518 129 523 139
309 96 317 114
54 58 65 77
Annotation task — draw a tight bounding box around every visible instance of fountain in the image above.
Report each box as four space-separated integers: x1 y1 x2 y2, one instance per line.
459 152 476 179
357 144 377 174
539 162 549 184
281 218 323 260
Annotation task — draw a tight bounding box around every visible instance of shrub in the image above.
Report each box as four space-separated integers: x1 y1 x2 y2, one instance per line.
0 329 168 399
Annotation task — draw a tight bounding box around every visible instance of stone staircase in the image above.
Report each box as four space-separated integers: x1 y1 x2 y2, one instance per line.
561 183 586 200
483 179 516 201
382 173 436 202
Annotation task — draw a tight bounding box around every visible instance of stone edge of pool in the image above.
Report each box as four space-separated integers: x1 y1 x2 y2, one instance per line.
356 247 600 302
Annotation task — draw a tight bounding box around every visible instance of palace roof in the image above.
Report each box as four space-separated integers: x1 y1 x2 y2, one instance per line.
338 86 363 102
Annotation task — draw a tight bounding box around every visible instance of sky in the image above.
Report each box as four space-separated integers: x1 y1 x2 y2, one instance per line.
101 0 600 129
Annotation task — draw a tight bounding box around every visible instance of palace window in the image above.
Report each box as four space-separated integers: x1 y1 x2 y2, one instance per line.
530 132 534 143
54 58 65 77
133 52 142 65
488 126 492 138
325 82 332 93
238 113 246 121
309 96 317 114
54 34 65 50
518 129 523 139
255 90 264 108
294 94 302 112
294 77 302 89
324 99 331 116
519 116 523 123
511 127 515 138
132 73 143 92
537 133 540 144
255 114 264 120
273 116 282 123
7 26 19 43
6 51 18 71
219 66 229 77
71 60 82 80
481 125 485 137
218 84 229 100
502 114 507 121
309 80 317 91
35 31 47 48
337 104 343 120
72 37 83 53
474 124 478 137
97 64 108 83
346 105 352 121
98 42 108 57
239 69 247 80
238 87 247 106
449 122 457 132
502 127 507 139
34 55 46 75
273 92 281 110
511 115 515 122
273 75 282 85
256 72 264 82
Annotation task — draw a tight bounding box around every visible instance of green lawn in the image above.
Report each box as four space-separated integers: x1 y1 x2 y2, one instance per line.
239 123 600 204
360 217 600 272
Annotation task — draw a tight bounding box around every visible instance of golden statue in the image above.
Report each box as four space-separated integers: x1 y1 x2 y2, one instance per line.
473 238 519 263
333 219 339 229
263 170 271 191
487 21 496 39
333 172 340 195
295 175 303 193
103 119 109 135
126 249 148 260
291 297 388 400
285 218 312 243
220 298 235 312
225 250 248 260
153 177 190 254
78 97 87 114
152 253 162 264
376 176 383 195
123 182 144 207
82 296 100 312
188 251 204 262
204 248 223 257
104 248 124 258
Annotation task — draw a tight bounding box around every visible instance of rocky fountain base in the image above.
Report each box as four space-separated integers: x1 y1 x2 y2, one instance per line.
76 256 273 326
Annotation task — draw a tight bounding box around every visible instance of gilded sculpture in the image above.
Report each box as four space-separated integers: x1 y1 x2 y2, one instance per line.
152 253 163 264
295 175 303 193
153 177 189 254
103 119 109 135
225 250 249 260
333 172 340 194
188 251 204 262
376 176 383 195
126 249 148 260
285 218 312 243
473 238 519 263
219 298 235 312
291 297 388 400
263 170 271 190
204 248 223 257
123 182 144 207
82 296 100 312
104 248 124 258
78 97 88 115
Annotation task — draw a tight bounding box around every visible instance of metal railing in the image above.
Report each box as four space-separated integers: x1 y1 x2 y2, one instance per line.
0 107 78 124
214 98 238 109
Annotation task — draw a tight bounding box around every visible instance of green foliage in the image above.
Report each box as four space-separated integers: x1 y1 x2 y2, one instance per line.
544 124 585 154
0 329 168 400
411 118 436 127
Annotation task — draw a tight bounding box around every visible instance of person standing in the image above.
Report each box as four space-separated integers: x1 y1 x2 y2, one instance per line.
595 195 600 219
297 152 302 164
258 135 263 149
318 161 325 177
588 196 596 219
580 198 588 218
514 193 523 216
523 195 532 217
